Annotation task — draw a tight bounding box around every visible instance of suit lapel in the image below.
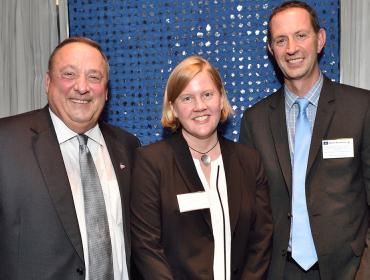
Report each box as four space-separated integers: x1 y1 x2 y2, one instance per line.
219 138 241 234
307 78 336 175
269 90 293 195
32 108 84 261
167 132 212 231
100 123 132 267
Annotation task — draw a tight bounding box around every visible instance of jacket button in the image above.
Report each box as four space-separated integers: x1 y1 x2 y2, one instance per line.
76 267 84 275
287 212 292 219
281 249 287 256
233 267 239 274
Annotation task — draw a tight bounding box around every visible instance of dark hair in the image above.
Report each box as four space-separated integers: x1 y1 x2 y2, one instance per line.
47 36 109 73
267 1 321 45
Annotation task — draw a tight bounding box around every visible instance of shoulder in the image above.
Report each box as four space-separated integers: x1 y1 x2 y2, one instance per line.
133 139 173 175
100 122 140 148
220 137 264 179
0 108 49 136
0 108 44 126
136 139 171 159
329 79 368 93
221 137 260 161
321 80 370 118
326 79 370 102
242 89 283 119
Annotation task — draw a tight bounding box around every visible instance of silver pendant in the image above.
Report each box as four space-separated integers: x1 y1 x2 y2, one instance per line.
201 154 211 165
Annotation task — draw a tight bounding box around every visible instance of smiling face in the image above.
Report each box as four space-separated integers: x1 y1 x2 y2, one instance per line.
268 7 326 91
170 70 223 141
45 42 108 133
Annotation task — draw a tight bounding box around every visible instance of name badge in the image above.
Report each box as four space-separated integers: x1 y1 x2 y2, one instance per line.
322 138 354 159
177 191 210 213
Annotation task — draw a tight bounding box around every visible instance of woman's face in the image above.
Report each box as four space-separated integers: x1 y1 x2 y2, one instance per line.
170 70 223 141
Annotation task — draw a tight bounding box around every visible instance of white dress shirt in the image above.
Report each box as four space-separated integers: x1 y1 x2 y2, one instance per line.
49 109 129 280
193 156 231 280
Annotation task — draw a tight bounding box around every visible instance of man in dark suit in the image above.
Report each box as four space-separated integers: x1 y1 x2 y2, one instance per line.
0 37 140 279
240 1 370 279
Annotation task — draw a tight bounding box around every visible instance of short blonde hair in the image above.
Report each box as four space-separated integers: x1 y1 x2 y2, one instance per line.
161 55 233 131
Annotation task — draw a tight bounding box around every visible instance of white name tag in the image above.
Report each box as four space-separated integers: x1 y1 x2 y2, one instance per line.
322 138 354 159
177 191 210 213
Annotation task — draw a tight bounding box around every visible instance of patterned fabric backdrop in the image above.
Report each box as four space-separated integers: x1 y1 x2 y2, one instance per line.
69 0 339 144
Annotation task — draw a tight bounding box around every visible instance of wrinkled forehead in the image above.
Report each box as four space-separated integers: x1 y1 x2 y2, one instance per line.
51 42 109 76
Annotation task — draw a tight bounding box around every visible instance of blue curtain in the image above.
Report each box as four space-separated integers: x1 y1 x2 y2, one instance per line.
69 0 339 144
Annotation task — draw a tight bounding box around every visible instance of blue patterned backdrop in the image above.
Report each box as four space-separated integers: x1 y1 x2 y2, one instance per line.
68 0 339 144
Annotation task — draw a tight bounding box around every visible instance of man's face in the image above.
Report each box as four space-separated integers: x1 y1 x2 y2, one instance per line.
268 7 326 86
45 42 108 133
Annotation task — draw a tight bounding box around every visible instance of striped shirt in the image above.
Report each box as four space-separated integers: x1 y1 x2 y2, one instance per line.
285 73 323 251
285 73 323 166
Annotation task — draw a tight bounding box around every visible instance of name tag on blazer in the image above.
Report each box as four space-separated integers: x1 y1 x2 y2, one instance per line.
322 138 354 159
177 191 210 213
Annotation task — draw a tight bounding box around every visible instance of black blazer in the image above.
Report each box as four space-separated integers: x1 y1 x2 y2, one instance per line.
240 77 370 280
0 107 140 280
131 132 273 280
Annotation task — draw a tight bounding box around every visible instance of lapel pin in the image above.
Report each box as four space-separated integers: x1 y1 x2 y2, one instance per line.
120 163 126 170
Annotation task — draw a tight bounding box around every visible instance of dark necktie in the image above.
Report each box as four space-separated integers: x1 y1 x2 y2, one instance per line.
77 134 114 280
291 98 318 270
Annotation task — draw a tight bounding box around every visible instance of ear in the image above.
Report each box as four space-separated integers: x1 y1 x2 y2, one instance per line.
317 28 326 54
170 101 178 118
268 43 274 56
169 101 178 118
44 72 51 93
220 93 225 111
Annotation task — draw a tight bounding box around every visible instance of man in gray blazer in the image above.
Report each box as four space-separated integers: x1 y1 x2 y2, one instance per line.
240 1 370 279
0 37 140 279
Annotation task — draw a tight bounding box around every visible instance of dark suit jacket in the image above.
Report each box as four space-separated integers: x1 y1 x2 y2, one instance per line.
130 132 272 280
240 77 370 280
0 107 140 280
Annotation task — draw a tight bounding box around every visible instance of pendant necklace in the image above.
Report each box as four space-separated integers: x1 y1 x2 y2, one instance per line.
188 139 219 166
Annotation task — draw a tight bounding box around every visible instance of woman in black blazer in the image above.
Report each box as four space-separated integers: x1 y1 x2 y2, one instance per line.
131 56 272 280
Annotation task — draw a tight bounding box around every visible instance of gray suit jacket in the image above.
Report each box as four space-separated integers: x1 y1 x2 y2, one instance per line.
240 78 370 280
0 107 140 280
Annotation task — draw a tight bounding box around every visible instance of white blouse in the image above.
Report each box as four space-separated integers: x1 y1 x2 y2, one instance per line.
193 156 231 280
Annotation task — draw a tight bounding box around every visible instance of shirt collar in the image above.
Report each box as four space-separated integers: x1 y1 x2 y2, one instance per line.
49 108 103 146
284 72 323 109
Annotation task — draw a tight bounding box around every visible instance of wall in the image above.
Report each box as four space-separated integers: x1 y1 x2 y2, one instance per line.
68 0 340 144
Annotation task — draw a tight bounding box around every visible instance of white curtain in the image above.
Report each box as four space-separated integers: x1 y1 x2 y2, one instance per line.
340 0 370 90
0 0 69 118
